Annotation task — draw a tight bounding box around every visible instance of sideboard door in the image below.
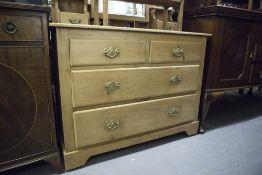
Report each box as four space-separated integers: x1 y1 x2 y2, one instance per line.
217 18 252 87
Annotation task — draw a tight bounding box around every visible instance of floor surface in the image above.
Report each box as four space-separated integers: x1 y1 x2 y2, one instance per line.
3 90 262 175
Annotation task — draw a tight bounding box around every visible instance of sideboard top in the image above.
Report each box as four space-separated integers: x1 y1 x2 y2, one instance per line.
0 1 50 11
49 23 212 37
184 5 262 22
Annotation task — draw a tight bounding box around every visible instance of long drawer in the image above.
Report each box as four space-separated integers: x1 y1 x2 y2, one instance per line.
150 41 204 63
71 65 200 108
70 39 147 66
73 94 198 148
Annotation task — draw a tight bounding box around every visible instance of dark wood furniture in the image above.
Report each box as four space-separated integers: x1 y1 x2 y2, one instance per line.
184 0 262 11
0 2 64 172
183 3 262 132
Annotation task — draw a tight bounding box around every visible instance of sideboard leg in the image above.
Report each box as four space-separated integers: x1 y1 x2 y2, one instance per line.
239 88 245 95
248 87 253 96
45 154 65 174
199 91 225 133
199 92 213 133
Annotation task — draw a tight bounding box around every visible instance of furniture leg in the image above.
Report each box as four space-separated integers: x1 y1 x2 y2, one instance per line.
248 87 253 95
45 154 65 174
199 91 225 133
239 88 245 95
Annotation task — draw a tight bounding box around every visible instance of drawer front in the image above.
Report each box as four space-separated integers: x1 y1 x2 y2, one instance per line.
70 39 147 66
71 65 200 108
74 94 198 148
60 12 89 24
150 41 204 63
0 14 43 41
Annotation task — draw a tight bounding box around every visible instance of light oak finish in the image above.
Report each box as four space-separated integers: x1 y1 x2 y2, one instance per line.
74 94 198 148
150 40 203 63
149 7 179 31
92 0 99 25
65 121 199 170
148 0 184 31
71 66 200 108
102 0 108 26
51 0 90 24
50 23 210 37
51 23 209 170
90 0 184 30
60 12 89 24
90 0 149 26
70 39 147 66
90 0 150 24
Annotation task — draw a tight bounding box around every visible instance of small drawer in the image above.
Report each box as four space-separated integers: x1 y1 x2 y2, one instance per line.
0 14 42 41
60 12 89 24
69 39 147 66
73 94 198 148
71 65 200 108
150 41 204 63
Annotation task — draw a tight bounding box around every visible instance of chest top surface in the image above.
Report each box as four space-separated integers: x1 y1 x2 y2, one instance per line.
49 23 211 37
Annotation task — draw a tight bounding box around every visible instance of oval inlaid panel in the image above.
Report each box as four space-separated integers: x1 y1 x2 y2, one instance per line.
0 64 36 153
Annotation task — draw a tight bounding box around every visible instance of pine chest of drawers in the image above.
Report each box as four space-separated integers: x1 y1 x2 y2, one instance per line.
50 23 210 170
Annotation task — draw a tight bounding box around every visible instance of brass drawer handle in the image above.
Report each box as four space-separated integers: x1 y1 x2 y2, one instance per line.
3 22 18 34
104 47 120 58
69 18 81 24
170 76 182 85
105 81 120 94
105 119 120 130
168 107 180 117
173 46 184 57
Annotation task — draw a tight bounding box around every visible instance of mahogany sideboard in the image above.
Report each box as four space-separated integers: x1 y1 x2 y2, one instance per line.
183 5 262 132
0 2 63 172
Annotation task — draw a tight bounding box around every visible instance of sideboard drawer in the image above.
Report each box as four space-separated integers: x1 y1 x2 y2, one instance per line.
70 39 147 66
73 94 198 148
71 65 200 108
0 14 42 41
150 41 204 63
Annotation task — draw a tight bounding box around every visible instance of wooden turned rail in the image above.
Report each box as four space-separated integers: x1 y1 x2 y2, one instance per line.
99 0 183 30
